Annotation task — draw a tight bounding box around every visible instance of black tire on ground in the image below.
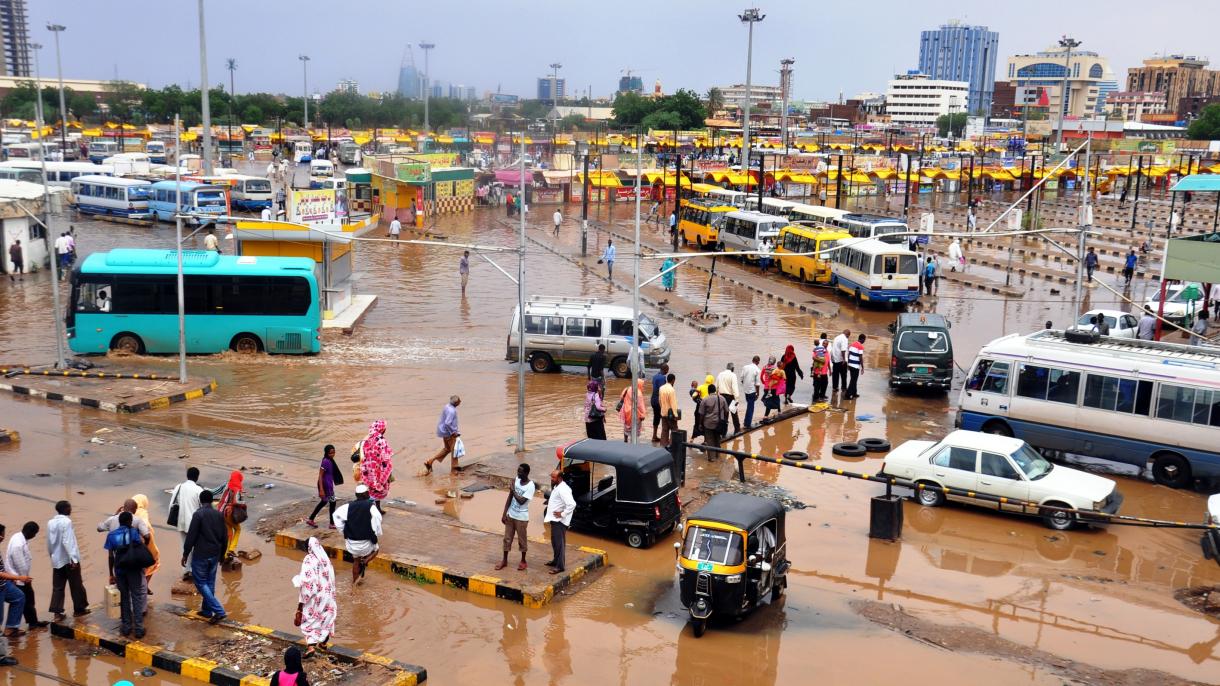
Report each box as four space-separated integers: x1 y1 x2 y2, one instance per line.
1040 502 1077 531
781 450 810 461
610 356 630 379
230 333 262 354
832 442 866 457
915 481 945 507
110 333 143 355
981 420 1013 437
860 438 892 452
770 576 786 604
625 530 645 548
692 618 707 638
1152 453 1192 489
529 353 554 373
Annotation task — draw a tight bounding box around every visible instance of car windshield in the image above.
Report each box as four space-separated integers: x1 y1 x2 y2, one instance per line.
1076 313 1117 328
639 314 659 340
1010 443 1053 480
897 329 948 353
683 526 743 566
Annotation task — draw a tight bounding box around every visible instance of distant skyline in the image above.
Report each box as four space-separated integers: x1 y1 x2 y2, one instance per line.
25 0 1220 103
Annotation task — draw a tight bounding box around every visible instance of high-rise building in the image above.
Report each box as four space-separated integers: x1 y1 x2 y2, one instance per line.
464 86 477 102
715 83 782 110
1126 55 1220 118
918 21 998 115
618 75 643 94
537 77 565 102
397 65 421 99
1005 46 1111 118
336 79 359 95
0 0 31 77
884 72 970 128
430 81 446 99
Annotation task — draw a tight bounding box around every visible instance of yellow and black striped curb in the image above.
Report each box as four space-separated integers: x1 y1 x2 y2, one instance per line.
167 605 426 684
0 427 17 444
276 529 608 609
0 377 216 413
1 367 185 380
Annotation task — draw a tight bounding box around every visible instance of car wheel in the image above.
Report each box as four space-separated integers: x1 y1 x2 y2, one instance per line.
110 333 144 355
691 617 707 638
860 438 892 452
625 530 645 549
1040 502 1076 531
529 353 554 373
832 442 866 457
610 356 630 379
915 481 945 507
781 450 810 461
1152 452 1192 489
230 333 262 354
981 420 1013 437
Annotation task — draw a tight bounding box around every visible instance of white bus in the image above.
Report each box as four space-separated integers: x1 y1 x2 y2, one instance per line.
102 152 152 176
146 140 169 163
829 238 920 305
835 213 908 244
789 203 848 228
719 210 788 259
0 166 44 183
744 197 799 219
4 142 49 160
88 140 120 163
71 175 153 219
3 160 114 186
959 330 1220 489
219 173 273 211
695 186 746 207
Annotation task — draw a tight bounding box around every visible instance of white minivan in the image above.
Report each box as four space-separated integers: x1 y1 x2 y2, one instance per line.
507 296 671 376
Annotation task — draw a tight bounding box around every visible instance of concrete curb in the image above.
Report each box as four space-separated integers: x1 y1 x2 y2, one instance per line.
0 377 217 413
166 605 427 684
275 530 608 609
0 428 17 444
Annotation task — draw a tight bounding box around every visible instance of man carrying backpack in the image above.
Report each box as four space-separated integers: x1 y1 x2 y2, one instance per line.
104 511 150 638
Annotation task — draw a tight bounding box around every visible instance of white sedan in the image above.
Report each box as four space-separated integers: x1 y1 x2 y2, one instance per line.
881 430 1122 530
1072 309 1138 338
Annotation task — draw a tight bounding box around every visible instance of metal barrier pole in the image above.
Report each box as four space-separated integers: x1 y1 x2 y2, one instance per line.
668 430 687 487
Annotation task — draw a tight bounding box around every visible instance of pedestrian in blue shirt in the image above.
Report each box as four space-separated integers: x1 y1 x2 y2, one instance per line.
599 239 616 280
104 512 146 638
1084 247 1099 283
1123 249 1138 287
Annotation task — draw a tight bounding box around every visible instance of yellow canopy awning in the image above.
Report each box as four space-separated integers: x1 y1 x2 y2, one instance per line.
577 172 621 188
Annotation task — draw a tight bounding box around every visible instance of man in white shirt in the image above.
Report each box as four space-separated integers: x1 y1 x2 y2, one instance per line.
552 209 563 237
5 522 45 628
830 329 851 394
171 467 204 579
203 231 220 252
260 206 272 221
543 470 577 574
47 501 89 621
54 233 72 276
97 499 151 539
388 217 401 240
497 464 535 571
740 355 762 429
717 362 742 434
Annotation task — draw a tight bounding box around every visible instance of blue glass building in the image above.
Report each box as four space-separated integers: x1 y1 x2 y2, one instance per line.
918 22 999 115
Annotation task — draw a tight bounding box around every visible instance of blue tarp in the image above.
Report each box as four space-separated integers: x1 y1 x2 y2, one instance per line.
1170 174 1220 192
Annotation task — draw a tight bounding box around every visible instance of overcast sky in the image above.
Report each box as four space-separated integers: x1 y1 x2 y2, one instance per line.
28 0 1218 101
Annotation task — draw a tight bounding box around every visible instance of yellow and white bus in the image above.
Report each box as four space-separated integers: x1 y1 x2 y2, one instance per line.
678 199 736 249
774 224 851 284
691 183 746 207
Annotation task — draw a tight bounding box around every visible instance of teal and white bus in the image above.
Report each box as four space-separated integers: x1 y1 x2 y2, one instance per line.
67 249 321 355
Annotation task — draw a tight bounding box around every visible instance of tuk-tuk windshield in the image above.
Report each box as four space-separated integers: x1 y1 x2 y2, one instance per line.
683 525 743 566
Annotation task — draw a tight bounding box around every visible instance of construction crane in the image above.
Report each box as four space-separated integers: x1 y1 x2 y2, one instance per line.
619 67 652 94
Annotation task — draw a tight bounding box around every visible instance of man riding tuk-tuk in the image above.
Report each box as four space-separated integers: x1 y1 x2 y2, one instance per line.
676 493 789 637
554 439 682 548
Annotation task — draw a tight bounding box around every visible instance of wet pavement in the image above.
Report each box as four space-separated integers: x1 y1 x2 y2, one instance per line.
0 173 1218 685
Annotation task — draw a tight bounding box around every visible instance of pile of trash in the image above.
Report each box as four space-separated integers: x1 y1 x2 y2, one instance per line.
699 478 808 510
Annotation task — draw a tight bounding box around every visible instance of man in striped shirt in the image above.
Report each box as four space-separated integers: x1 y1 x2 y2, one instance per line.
845 334 866 400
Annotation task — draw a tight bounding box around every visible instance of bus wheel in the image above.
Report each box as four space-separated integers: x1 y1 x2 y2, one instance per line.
981 420 1013 437
230 333 262 354
529 353 554 373
799 268 806 283
696 237 704 250
110 333 144 355
1152 452 1192 489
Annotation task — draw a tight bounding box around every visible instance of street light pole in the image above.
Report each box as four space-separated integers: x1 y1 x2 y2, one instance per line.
516 135 526 452
1054 36 1081 154
738 8 765 174
420 42 435 134
299 55 310 128
197 0 214 175
32 43 66 370
631 141 642 445
779 58 794 152
226 58 236 167
174 115 187 383
46 24 68 159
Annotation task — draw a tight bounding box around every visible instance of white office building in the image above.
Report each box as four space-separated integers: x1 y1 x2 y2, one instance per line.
884 72 970 128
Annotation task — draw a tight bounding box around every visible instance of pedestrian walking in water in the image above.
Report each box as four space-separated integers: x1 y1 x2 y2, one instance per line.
553 209 563 237
811 342 830 402
47 501 88 622
7 240 21 281
306 445 342 529
131 495 161 596
600 239 616 280
459 250 470 296
765 367 786 418
426 397 461 472
356 421 394 506
966 207 977 232
0 524 30 640
276 187 287 215
4 522 45 629
659 373 679 447
293 537 336 658
618 378 648 442
741 355 761 429
584 379 607 439
1123 249 1137 287
845 334 866 400
104 512 147 638
924 256 937 296
388 217 401 239
650 364 669 442
497 464 534 572
1084 247 1099 283
695 384 729 453
717 362 742 434
272 646 310 684
170 468 203 580
948 238 964 272
660 257 677 292
780 345 803 405
543 469 576 574
588 344 608 397
831 329 850 393
688 379 702 436
217 471 246 567
332 485 381 584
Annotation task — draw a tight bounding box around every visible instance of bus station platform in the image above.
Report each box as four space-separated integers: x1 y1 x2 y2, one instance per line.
0 366 216 413
275 506 607 608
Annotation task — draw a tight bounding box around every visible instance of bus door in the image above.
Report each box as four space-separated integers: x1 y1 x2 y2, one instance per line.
963 358 1012 415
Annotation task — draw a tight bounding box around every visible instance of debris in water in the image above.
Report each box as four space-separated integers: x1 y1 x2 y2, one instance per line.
89 437 105 444
103 462 126 472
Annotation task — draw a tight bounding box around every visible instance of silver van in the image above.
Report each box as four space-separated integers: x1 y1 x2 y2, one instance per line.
507 296 671 376
719 209 786 258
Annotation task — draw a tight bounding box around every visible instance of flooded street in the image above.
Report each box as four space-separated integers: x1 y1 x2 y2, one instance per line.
1 193 1217 685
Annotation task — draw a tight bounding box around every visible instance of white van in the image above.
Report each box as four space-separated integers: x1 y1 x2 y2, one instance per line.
507 296 671 376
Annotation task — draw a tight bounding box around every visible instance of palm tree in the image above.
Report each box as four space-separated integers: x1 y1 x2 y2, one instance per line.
706 88 724 116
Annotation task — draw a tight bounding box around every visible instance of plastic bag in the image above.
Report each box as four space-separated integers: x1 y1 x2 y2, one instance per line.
454 437 466 459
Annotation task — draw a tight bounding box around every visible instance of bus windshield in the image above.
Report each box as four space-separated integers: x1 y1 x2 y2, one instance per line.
1010 443 1053 480
244 179 272 193
196 191 226 207
127 187 151 201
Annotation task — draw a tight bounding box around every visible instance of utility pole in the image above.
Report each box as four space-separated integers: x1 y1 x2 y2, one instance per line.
779 58 794 152
299 55 310 128
174 115 187 382
197 0 214 175
1053 36 1081 155
1075 135 1092 314
31 43 66 370
738 8 765 174
581 149 590 256
516 136 526 451
226 58 236 167
420 42 435 134
47 24 69 158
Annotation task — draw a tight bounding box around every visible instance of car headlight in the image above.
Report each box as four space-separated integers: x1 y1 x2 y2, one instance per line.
725 574 741 584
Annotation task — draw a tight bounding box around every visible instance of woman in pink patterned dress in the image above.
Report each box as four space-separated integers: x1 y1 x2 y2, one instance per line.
358 420 394 507
292 537 337 658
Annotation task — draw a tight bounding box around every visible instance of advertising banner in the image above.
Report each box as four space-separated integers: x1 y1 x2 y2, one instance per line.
396 162 431 183
291 189 336 224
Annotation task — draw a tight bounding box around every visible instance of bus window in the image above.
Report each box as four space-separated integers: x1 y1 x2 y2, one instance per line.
75 277 113 313
1083 376 1152 416
900 254 918 273
525 315 563 335
1156 384 1197 424
882 256 898 274
969 360 1009 394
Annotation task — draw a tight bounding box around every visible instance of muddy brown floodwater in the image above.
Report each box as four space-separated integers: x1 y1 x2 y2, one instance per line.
0 175 1217 685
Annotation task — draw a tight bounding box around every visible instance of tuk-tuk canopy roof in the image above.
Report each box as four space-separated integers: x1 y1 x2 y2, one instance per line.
561 439 674 473
690 493 784 531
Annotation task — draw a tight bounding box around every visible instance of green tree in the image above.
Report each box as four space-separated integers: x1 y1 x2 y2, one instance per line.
242 104 264 124
936 112 968 138
641 109 683 132
661 89 707 129
706 87 724 115
1187 103 1220 140
559 113 586 131
103 80 143 122
612 91 656 127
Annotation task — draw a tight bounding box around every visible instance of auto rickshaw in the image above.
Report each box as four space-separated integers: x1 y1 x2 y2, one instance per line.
554 439 682 548
676 493 789 637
